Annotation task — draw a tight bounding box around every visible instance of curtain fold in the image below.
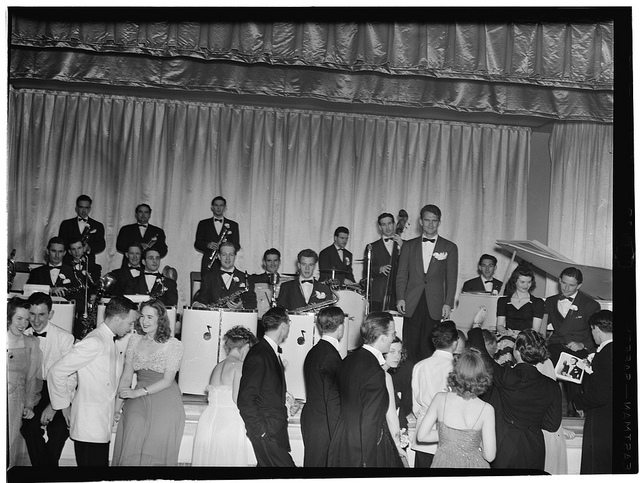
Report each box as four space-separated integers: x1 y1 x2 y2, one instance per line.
547 122 613 276
8 87 530 307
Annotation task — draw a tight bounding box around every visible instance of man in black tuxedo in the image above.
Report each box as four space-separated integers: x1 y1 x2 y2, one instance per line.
27 237 80 298
194 196 241 276
58 195 105 267
574 310 612 474
106 242 144 296
125 248 178 307
115 203 168 267
396 204 458 362
277 249 333 311
461 254 503 294
362 213 404 312
238 307 296 467
300 306 345 467
319 226 356 285
193 242 256 309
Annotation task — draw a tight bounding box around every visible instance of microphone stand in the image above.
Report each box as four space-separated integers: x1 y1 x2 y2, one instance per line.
365 244 372 315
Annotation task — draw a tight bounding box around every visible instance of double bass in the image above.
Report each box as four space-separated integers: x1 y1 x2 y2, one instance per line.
382 209 408 311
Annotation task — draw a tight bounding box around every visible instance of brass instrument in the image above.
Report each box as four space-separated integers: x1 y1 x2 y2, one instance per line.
206 223 232 270
80 274 117 339
209 287 249 309
8 248 16 291
294 291 339 313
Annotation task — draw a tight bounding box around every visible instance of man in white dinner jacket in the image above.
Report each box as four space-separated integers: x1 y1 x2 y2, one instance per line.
48 296 138 466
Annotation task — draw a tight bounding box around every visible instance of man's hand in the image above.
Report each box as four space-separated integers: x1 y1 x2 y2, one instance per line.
227 299 243 310
40 404 57 425
380 264 392 276
442 304 452 320
51 287 67 297
393 234 404 249
22 407 35 419
207 241 219 251
566 341 585 352
396 300 406 315
61 406 71 427
192 301 206 309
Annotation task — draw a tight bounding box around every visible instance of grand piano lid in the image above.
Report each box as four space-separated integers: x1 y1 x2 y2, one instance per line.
496 240 612 300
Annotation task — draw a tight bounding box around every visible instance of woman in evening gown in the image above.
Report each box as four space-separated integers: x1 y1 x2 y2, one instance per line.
416 348 496 468
6 297 42 467
192 325 258 466
112 299 185 466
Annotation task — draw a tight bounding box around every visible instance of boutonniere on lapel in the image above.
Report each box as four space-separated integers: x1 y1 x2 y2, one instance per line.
569 304 578 312
59 274 71 284
239 282 246 288
152 277 169 297
432 252 448 260
345 256 351 265
233 276 240 283
491 290 499 295
315 291 326 300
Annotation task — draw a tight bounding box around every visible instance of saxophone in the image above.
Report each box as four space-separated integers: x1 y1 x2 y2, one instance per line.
209 287 249 309
294 290 339 313
80 274 117 339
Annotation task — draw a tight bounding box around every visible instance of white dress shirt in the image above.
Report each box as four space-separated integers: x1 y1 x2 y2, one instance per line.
421 235 438 273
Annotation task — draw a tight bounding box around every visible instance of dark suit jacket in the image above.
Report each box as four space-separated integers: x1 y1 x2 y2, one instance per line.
395 235 458 319
362 238 399 305
27 264 80 297
125 273 178 307
546 291 600 350
327 347 400 467
106 266 142 297
461 276 503 294
276 278 333 311
573 342 612 474
237 338 290 450
59 216 106 256
116 223 168 266
301 339 342 467
194 217 240 274
319 245 355 283
68 258 102 297
194 267 256 309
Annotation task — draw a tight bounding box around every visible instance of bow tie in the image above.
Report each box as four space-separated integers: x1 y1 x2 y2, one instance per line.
300 279 313 284
78 217 88 222
129 266 141 271
214 218 223 223
336 247 343 251
559 295 575 302
422 238 436 243
484 280 493 284
33 331 47 338
48 265 62 270
384 238 393 242
138 223 148 227
144 272 160 277
221 270 234 275
113 336 118 342
277 346 283 354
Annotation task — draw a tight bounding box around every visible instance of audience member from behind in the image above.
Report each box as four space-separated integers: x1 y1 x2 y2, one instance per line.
416 348 496 468
411 320 459 467
573 310 613 474
192 326 258 466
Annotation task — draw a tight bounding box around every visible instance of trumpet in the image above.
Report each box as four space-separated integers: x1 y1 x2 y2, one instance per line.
207 223 232 270
295 291 339 313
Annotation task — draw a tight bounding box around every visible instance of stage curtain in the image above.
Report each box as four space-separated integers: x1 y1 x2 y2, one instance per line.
547 123 613 279
10 15 613 122
8 87 530 307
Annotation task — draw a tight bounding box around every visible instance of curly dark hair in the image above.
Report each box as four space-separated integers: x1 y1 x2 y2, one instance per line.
504 261 536 296
224 325 258 353
7 297 30 329
514 329 549 364
135 299 171 343
447 348 492 399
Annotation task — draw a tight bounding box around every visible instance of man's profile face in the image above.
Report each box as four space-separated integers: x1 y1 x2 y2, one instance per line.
69 241 85 261
29 303 52 332
334 232 349 249
559 275 581 298
479 259 496 279
143 251 161 272
126 247 142 267
219 246 236 271
298 256 316 279
264 254 280 274
379 217 395 237
211 200 226 218
47 243 66 266
114 310 138 337
420 211 441 237
135 206 151 225
75 200 91 219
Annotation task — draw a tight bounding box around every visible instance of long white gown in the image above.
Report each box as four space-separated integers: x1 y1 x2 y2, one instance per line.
191 385 256 466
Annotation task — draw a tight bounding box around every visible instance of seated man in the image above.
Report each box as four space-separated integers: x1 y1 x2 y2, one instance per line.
319 226 356 285
106 242 143 296
249 248 283 285
461 254 503 294
125 248 178 307
193 242 256 309
115 203 168 267
27 237 80 298
277 249 333 311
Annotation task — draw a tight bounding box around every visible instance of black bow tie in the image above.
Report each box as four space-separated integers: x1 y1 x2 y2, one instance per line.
384 237 393 242
78 218 88 222
129 266 141 271
138 223 148 227
336 247 343 251
484 280 493 284
422 238 436 243
214 218 223 223
33 331 47 338
559 295 575 302
277 346 283 354
221 270 234 275
300 279 313 284
113 336 118 342
144 272 160 277
48 265 62 270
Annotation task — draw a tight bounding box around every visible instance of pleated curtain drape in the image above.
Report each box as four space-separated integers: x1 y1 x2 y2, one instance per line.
8 87 530 306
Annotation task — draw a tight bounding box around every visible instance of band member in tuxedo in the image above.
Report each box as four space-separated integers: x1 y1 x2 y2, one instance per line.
545 266 600 415
362 213 404 312
396 204 458 362
58 195 105 267
27 237 80 298
300 306 344 467
461 254 503 294
125 248 178 307
277 249 333 311
194 196 241 275
193 242 256 309
20 292 75 467
237 307 296 467
106 243 144 296
67 238 102 339
573 310 613 474
249 248 282 285
319 226 356 285
48 296 138 466
115 203 168 267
